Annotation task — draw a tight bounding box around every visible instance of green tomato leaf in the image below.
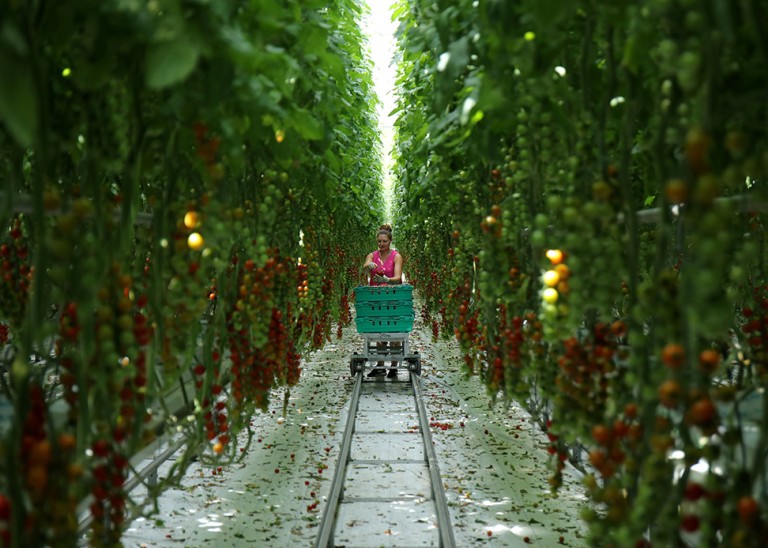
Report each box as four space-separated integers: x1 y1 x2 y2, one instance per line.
146 35 200 89
289 109 324 141
0 49 37 148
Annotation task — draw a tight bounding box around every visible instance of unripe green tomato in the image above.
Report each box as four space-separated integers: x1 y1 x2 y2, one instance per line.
48 265 68 284
98 324 114 342
742 239 758 258
563 207 579 224
694 270 719 296
582 201 600 219
120 331 134 349
695 239 720 259
729 265 745 284
101 340 116 358
531 230 546 248
546 195 562 210
48 236 71 260
725 286 739 302
542 302 557 316
117 314 132 331
533 213 548 229
684 11 704 31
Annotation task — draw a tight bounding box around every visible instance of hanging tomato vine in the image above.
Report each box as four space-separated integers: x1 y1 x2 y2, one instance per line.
0 0 383 546
392 0 768 545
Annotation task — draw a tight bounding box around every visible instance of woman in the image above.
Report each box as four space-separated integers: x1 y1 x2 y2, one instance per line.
362 224 403 378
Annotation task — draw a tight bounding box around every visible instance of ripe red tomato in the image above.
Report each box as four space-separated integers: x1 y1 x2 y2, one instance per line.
737 496 759 523
684 482 705 501
680 514 700 532
686 398 717 426
591 424 612 446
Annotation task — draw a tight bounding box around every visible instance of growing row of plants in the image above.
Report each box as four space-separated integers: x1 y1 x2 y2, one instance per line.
391 0 767 545
0 0 382 546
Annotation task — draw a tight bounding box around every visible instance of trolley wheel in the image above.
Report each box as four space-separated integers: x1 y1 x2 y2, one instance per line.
407 357 421 376
350 357 365 376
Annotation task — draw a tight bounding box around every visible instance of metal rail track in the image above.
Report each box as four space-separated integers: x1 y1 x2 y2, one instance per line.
315 371 456 547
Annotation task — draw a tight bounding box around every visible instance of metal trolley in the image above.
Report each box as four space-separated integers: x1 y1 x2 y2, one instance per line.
349 284 421 376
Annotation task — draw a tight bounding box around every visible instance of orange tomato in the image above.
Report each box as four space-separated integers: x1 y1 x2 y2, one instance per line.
546 249 564 265
698 349 720 374
58 433 76 452
623 402 638 419
554 263 570 279
29 440 51 465
658 379 682 408
664 178 688 204
26 465 48 495
661 343 685 369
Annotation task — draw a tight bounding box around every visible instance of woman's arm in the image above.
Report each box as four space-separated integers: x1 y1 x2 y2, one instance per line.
362 252 375 272
361 252 375 284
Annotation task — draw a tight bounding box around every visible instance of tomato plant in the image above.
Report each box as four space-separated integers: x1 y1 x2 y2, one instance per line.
0 0 383 545
391 0 768 544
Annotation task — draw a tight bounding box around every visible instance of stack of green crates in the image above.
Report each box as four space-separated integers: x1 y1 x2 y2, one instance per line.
353 284 415 333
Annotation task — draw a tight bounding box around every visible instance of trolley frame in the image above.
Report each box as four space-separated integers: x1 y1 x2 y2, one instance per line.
349 332 421 376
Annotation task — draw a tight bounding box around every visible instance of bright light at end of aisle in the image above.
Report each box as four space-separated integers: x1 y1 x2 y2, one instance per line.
362 1 398 218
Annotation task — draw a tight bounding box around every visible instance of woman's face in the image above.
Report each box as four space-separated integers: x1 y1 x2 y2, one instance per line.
377 234 391 251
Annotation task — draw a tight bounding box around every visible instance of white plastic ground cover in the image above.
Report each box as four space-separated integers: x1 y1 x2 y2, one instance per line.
115 313 590 547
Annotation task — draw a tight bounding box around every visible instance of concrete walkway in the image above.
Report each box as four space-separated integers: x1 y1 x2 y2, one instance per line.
115 313 589 547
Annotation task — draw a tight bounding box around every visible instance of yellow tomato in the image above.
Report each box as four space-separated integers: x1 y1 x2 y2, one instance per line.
542 270 560 287
542 287 559 304
188 232 204 250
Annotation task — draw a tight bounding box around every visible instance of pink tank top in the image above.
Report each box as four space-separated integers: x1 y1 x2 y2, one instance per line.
369 250 399 286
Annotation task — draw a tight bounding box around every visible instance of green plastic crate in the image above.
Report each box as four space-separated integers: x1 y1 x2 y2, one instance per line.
355 300 413 318
354 284 414 303
355 315 415 333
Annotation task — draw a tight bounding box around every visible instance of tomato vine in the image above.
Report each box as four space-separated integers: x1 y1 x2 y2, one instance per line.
392 0 768 544
0 1 383 546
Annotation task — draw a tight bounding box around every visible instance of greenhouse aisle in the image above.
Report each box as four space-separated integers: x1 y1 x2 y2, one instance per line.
115 312 590 547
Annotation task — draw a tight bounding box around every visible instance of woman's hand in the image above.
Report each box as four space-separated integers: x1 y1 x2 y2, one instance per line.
373 274 388 284
366 262 377 271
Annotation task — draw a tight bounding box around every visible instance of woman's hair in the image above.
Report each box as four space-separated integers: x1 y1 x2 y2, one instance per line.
377 224 393 240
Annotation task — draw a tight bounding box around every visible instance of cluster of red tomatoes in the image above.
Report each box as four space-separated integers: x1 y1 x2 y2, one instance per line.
454 294 481 374
10 385 82 546
554 321 626 425
0 217 31 330
739 288 768 381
